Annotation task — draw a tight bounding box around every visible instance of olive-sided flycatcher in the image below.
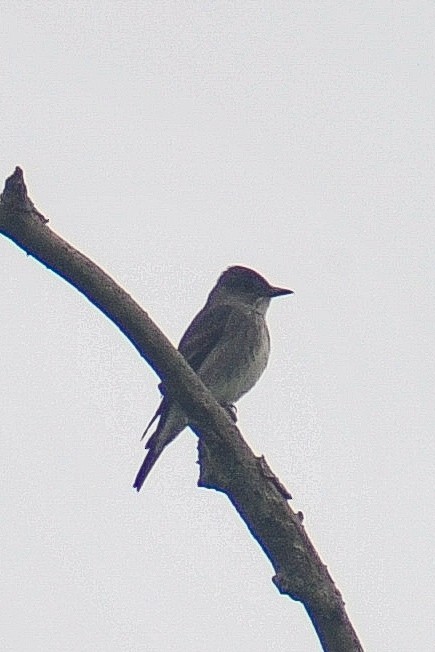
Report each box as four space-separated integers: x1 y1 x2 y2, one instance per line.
133 265 293 491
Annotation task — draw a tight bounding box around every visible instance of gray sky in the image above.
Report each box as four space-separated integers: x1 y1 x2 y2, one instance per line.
1 3 434 651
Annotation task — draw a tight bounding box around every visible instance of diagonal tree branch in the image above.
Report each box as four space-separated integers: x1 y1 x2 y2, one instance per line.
0 167 364 652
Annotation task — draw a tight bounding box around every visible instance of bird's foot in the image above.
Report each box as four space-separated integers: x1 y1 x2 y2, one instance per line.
223 404 238 422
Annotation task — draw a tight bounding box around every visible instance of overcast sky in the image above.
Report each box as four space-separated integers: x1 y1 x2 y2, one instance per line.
1 3 434 651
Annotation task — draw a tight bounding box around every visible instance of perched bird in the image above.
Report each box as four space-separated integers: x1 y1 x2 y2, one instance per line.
133 265 293 491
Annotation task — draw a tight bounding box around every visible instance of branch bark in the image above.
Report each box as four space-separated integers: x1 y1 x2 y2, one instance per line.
0 167 364 652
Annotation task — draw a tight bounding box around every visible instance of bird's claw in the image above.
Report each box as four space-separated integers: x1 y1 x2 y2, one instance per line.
224 404 238 422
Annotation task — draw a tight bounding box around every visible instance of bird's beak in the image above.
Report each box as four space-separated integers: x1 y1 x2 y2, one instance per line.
269 286 294 297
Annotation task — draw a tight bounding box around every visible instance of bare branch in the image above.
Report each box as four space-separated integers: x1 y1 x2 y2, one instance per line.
0 167 364 652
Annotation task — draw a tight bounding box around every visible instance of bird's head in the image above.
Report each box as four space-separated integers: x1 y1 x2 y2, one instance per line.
210 265 293 309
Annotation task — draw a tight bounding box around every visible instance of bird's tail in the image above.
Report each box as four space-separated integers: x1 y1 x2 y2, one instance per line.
133 447 161 491
133 401 188 492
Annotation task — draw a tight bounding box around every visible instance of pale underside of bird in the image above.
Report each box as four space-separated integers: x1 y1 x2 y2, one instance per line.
133 265 293 491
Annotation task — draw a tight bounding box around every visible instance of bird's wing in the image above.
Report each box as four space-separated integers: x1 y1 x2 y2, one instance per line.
140 402 163 440
141 304 232 441
178 303 234 371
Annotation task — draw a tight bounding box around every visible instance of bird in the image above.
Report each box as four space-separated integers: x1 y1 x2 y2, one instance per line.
133 265 293 491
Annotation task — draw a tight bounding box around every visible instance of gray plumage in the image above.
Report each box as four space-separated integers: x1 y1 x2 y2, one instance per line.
133 265 292 491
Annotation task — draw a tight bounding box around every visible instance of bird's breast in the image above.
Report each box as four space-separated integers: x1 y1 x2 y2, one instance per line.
198 309 270 404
